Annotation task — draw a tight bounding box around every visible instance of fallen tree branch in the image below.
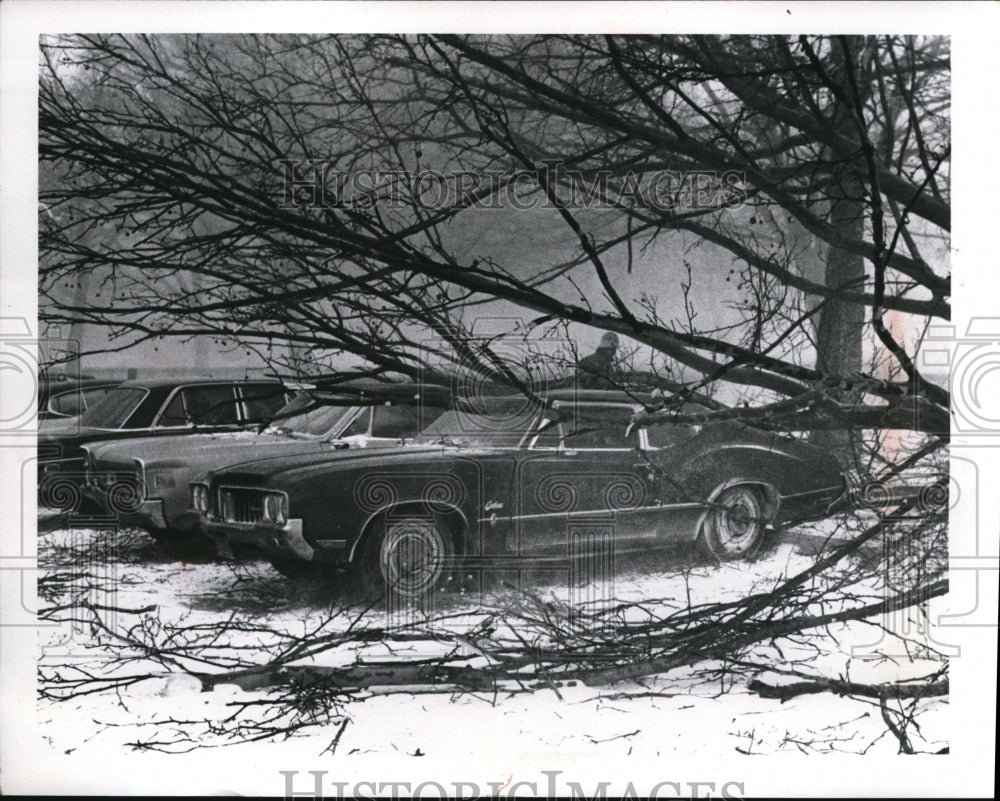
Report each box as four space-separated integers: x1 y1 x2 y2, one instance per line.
748 676 948 702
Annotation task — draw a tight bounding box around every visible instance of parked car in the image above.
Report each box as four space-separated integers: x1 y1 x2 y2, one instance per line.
38 374 119 422
38 377 292 512
193 390 848 598
81 381 450 539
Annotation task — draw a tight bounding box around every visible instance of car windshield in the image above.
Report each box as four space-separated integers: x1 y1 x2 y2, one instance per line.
266 393 358 438
78 387 148 429
415 399 540 446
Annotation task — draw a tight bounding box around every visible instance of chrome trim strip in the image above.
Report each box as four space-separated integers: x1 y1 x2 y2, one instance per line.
315 539 348 549
779 485 845 499
711 443 798 460
475 501 704 523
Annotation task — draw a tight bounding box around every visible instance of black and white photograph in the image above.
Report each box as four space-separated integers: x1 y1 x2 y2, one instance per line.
1 2 997 797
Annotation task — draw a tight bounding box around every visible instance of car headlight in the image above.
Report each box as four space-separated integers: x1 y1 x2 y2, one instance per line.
190 483 209 512
262 492 288 525
146 468 177 491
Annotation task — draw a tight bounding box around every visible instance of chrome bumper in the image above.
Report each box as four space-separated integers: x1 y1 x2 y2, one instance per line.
203 517 314 560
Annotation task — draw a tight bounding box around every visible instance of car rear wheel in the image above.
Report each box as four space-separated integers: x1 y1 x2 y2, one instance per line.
361 516 454 600
700 485 769 559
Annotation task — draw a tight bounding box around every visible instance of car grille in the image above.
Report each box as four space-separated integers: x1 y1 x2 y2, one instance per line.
219 487 265 524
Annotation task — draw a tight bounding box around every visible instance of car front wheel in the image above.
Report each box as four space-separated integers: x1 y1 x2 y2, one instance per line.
700 485 770 559
361 517 454 600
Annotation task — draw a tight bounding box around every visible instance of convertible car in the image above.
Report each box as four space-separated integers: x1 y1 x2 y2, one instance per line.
193 391 848 598
82 382 449 539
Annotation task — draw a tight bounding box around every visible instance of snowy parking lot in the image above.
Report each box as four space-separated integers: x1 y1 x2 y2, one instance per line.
34 508 948 789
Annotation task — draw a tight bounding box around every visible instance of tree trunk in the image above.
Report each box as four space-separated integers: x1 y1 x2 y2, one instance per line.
812 190 866 457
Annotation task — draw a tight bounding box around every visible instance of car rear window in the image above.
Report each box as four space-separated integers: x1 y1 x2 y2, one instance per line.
269 393 358 438
79 387 149 429
48 387 111 417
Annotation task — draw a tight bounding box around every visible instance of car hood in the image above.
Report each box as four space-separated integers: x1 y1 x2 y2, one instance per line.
204 442 489 486
88 430 281 463
87 430 359 470
41 423 248 446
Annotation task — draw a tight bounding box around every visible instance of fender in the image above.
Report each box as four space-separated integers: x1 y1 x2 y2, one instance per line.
348 500 471 563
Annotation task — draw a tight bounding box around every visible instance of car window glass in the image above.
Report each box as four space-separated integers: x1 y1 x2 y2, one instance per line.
341 408 371 437
241 384 288 422
79 387 148 429
644 422 701 449
417 402 537 446
371 404 421 438
157 392 188 427
48 390 85 416
80 386 112 410
562 405 632 449
181 386 240 425
270 394 357 437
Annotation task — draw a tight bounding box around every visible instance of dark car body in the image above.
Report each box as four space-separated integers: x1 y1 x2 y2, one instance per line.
38 377 291 512
81 383 449 536
194 391 847 596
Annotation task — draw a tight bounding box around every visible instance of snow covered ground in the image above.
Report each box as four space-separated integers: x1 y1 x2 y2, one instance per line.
23 510 949 795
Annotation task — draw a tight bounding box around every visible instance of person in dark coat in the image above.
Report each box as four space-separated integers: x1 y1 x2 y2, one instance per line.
577 333 620 389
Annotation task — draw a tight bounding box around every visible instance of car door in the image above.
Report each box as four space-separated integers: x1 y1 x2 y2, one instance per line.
510 403 663 556
634 417 712 542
